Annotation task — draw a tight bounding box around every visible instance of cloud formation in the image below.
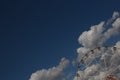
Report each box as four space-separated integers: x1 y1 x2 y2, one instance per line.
78 11 120 48
29 58 69 80
29 11 120 80
74 11 120 80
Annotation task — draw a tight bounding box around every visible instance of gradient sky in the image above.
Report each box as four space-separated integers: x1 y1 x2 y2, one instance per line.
0 0 120 80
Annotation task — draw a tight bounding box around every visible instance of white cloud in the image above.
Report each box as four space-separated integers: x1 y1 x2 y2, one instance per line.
29 58 69 80
78 22 105 48
101 18 120 43
78 12 120 49
74 11 120 80
29 11 120 80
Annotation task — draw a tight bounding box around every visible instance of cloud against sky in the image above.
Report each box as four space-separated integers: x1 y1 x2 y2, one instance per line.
78 11 120 48
29 11 120 80
29 58 69 80
75 11 120 80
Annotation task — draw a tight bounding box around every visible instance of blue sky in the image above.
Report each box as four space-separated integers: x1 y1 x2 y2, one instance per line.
0 0 120 80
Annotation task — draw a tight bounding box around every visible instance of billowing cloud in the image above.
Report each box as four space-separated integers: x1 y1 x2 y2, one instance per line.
78 22 105 48
29 11 120 80
78 11 120 48
74 11 120 80
29 58 69 80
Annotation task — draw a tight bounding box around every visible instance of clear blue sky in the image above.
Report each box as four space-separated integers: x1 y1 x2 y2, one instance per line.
0 0 120 80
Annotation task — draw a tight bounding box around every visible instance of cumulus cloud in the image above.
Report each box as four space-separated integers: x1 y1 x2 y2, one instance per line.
29 11 120 80
29 58 69 80
75 11 120 80
78 22 105 48
101 18 120 43
78 12 120 48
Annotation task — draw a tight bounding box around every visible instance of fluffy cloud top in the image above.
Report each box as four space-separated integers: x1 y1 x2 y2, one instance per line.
75 11 120 80
29 11 120 80
78 22 105 48
78 12 120 48
29 58 69 80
